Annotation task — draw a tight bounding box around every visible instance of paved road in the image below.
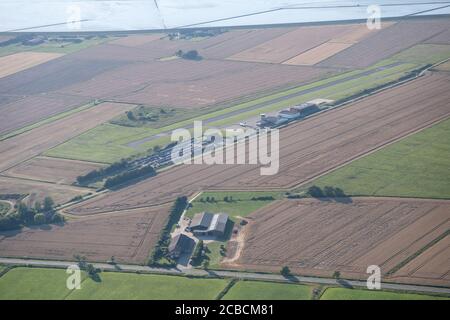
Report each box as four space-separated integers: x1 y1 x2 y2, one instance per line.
1 257 449 296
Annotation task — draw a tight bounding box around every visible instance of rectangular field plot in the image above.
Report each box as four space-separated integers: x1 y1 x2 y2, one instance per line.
0 176 87 206
3 156 104 185
318 19 450 68
0 267 229 300
227 24 357 64
233 198 450 287
284 42 353 66
222 281 312 300
320 288 448 300
0 52 63 79
0 102 135 172
0 205 170 264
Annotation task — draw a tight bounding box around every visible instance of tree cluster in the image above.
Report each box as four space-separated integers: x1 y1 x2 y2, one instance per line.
0 197 64 231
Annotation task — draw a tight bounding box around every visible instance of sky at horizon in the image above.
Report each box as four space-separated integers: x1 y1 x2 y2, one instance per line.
0 0 449 32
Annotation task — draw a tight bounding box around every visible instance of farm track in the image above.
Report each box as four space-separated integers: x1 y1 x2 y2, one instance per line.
67 71 450 215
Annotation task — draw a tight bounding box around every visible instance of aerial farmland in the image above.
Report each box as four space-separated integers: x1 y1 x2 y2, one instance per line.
0 11 449 303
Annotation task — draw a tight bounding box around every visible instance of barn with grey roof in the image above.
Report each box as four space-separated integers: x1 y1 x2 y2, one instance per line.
189 212 229 237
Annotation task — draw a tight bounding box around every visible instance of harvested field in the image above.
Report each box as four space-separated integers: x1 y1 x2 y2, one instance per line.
133 28 294 61
66 72 450 215
0 102 135 172
0 54 128 96
0 176 86 206
228 24 360 64
60 59 332 108
434 60 450 71
426 28 450 44
109 34 164 47
0 52 63 79
0 205 170 264
392 235 450 286
0 94 89 137
232 198 450 287
4 156 104 185
319 19 450 68
284 42 353 66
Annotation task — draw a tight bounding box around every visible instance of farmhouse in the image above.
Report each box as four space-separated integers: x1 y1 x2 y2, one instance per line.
189 212 229 237
168 233 195 259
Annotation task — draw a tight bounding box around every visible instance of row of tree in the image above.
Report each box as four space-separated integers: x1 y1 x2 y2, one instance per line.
148 196 188 267
0 197 64 231
76 159 130 185
104 165 156 189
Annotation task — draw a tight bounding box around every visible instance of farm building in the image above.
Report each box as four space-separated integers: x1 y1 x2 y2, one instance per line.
168 233 195 259
189 212 229 237
257 114 289 128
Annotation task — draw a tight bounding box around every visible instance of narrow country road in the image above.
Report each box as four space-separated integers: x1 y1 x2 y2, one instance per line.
1 257 449 296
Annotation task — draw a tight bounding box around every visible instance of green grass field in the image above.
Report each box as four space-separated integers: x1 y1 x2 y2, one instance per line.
222 281 312 300
1 267 448 300
299 118 450 199
185 191 282 222
320 288 449 300
0 267 228 300
45 123 158 163
390 44 450 65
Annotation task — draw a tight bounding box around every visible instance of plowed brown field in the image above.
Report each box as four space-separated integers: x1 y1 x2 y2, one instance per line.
0 205 170 264
231 198 450 287
56 58 331 108
228 24 359 64
319 19 450 68
66 72 450 215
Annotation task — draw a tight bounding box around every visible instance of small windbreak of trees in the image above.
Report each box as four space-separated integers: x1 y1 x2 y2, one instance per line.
0 196 64 231
104 165 156 189
148 196 188 267
76 159 129 185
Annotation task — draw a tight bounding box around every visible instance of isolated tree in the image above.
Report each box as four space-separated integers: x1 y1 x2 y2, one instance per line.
281 266 291 277
333 271 341 279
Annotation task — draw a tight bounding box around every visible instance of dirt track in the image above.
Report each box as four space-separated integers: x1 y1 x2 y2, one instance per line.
231 197 450 287
0 205 170 264
67 72 450 215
